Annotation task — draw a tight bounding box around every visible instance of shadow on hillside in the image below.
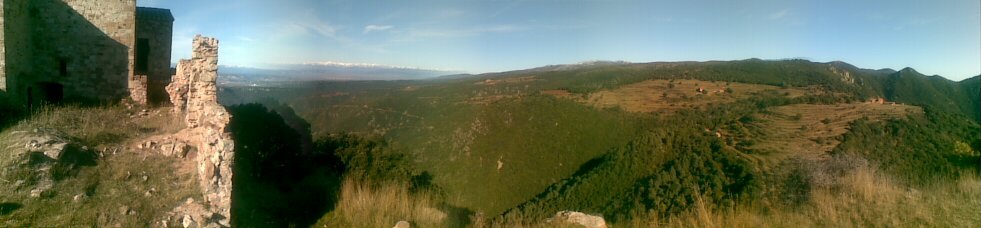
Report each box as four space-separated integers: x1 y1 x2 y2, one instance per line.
49 144 99 181
0 92 25 132
228 103 344 227
0 202 21 216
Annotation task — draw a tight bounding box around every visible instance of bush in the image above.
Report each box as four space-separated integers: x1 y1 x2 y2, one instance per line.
833 108 980 185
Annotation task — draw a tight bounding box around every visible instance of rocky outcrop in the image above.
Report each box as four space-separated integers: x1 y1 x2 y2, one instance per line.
829 66 854 84
393 221 411 228
546 211 607 228
1 128 75 198
160 35 235 227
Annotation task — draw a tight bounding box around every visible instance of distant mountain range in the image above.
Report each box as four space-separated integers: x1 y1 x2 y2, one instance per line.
216 62 465 86
216 60 643 85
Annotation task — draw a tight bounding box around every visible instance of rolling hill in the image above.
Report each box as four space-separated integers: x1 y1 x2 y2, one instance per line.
217 59 979 225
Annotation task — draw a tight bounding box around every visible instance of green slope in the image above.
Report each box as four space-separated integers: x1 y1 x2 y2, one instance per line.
218 59 979 220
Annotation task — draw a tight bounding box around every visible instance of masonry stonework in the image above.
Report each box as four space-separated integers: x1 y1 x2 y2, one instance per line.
166 35 235 226
1 0 35 96
136 7 174 104
0 0 5 92
0 0 172 106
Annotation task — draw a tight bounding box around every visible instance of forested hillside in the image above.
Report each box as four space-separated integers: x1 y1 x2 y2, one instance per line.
218 59 980 226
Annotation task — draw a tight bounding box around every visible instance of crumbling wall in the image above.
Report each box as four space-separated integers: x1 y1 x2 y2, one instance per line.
130 74 149 105
165 35 234 226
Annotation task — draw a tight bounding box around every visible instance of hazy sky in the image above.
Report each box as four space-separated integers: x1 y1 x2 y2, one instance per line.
137 0 980 80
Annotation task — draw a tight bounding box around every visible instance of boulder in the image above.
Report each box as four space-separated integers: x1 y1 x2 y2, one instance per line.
20 128 70 160
548 211 607 228
393 221 411 228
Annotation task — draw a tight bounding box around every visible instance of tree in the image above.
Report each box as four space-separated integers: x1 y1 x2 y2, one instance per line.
954 141 979 157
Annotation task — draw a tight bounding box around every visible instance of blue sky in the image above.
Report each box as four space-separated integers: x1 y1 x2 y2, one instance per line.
137 0 980 80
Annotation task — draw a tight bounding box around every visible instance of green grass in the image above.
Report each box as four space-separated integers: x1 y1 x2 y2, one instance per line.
0 105 198 227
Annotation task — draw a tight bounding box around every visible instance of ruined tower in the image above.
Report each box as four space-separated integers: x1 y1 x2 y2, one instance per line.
167 35 235 226
0 0 173 107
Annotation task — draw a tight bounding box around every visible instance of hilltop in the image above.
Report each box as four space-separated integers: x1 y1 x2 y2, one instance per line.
219 58 980 226
0 58 975 227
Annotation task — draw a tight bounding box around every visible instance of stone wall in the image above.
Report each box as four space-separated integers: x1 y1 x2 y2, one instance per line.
27 0 135 103
136 7 173 105
130 74 148 105
1 0 34 95
1 0 148 106
0 0 5 92
166 35 234 226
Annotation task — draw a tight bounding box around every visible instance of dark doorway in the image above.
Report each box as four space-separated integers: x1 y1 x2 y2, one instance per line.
59 59 69 77
36 82 64 104
136 38 150 74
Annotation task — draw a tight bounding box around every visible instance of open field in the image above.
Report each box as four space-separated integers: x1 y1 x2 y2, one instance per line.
733 103 923 168
547 79 820 113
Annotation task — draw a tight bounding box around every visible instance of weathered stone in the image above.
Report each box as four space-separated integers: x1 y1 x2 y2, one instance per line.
548 211 607 228
168 198 211 228
136 7 175 104
182 214 194 228
393 221 411 228
73 193 87 202
130 74 149 105
0 1 173 106
165 35 234 226
20 128 70 160
29 180 52 198
4 128 75 197
167 61 191 113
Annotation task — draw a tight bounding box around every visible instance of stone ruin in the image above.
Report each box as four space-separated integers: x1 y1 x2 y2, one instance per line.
0 1 174 107
138 35 234 227
170 35 234 226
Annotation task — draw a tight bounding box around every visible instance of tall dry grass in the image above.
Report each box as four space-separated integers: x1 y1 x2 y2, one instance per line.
17 105 183 145
315 153 979 227
631 156 981 228
316 177 448 227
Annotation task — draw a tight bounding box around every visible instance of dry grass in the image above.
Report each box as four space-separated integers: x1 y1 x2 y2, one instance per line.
302 103 967 228
0 105 200 227
540 90 574 98
739 103 922 168
629 156 981 228
15 105 184 146
552 79 816 113
475 76 541 85
315 177 449 227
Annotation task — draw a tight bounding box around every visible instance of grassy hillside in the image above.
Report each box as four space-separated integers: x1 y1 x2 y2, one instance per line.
0 106 196 227
217 59 980 226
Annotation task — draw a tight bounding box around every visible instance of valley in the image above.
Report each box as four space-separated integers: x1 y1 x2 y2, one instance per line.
218 59 980 226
